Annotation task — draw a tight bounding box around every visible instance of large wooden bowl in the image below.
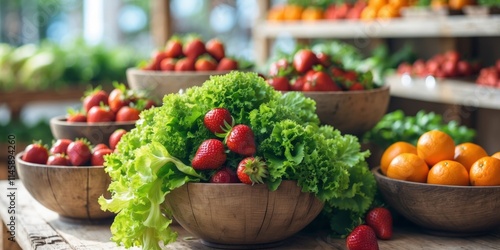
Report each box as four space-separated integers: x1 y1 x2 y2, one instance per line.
126 68 232 101
164 181 324 249
50 115 136 145
15 153 114 220
302 85 390 135
372 166 500 236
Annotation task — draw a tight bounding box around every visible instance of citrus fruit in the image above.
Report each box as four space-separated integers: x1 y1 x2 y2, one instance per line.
427 160 469 186
380 141 417 175
454 142 488 172
417 130 455 167
360 6 379 20
377 4 399 18
386 153 429 183
469 156 500 186
491 152 500 160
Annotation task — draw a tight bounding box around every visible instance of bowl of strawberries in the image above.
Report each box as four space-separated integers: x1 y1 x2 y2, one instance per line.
127 35 247 101
15 135 127 220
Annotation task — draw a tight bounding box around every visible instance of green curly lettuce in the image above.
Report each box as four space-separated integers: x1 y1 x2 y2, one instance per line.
100 71 376 249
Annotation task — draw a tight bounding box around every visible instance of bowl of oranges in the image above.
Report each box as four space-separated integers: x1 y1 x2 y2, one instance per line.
373 130 500 236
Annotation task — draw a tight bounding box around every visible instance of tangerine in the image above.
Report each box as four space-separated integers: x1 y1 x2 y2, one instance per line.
283 4 304 21
377 4 400 19
469 156 500 186
386 153 429 183
301 6 324 21
361 6 379 20
491 151 500 160
454 142 488 172
380 141 417 175
417 130 455 167
427 160 469 186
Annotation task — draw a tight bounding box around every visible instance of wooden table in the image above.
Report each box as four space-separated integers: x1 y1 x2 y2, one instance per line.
1 180 500 250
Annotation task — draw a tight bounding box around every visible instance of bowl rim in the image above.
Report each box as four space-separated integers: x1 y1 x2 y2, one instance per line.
126 67 234 76
16 152 105 169
50 115 136 127
284 83 390 95
372 166 500 189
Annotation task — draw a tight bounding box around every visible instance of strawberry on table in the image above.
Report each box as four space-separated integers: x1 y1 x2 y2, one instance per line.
365 207 393 240
191 139 227 170
346 224 379 250
225 124 256 156
203 108 233 134
22 141 49 164
210 167 239 183
236 157 268 185
66 139 92 166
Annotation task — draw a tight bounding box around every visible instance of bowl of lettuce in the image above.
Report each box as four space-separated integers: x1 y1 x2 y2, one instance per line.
99 71 377 249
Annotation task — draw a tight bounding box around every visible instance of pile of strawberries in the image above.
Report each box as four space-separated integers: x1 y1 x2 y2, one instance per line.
265 48 375 92
21 129 127 167
141 36 239 72
67 83 157 123
476 59 500 88
346 207 393 250
192 107 267 185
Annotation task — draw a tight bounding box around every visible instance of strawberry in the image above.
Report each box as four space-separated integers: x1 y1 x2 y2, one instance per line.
203 108 233 134
50 139 72 155
293 49 318 74
225 124 256 156
116 106 141 122
174 57 195 71
205 38 225 61
183 37 206 59
210 167 239 183
216 57 238 71
93 143 110 153
22 141 49 164
164 37 183 58
160 58 177 71
66 108 87 122
46 154 71 166
237 157 268 185
87 105 115 123
109 129 127 151
66 139 92 166
349 82 365 91
365 207 393 240
266 76 290 91
195 56 218 71
191 139 227 170
82 87 109 113
346 225 379 250
91 148 113 166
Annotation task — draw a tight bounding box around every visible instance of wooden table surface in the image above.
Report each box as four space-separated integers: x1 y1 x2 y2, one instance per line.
1 180 500 250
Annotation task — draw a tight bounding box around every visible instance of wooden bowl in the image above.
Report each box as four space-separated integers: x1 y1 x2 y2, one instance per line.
50 115 136 145
301 85 390 135
164 180 324 249
15 153 114 220
372 166 500 236
126 68 232 101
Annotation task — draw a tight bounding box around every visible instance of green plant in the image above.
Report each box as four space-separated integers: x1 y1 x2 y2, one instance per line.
478 0 500 7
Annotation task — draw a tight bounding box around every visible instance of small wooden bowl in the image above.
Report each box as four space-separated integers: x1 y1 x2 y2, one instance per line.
372 166 500 236
50 115 136 145
164 181 324 249
15 153 114 220
126 68 232 101
302 85 390 135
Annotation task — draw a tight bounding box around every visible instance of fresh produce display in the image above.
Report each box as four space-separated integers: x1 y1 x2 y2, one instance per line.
363 110 476 149
476 59 500 88
99 72 377 249
20 132 126 166
380 129 500 186
66 83 157 123
140 34 247 72
396 50 480 78
264 46 379 92
0 39 139 91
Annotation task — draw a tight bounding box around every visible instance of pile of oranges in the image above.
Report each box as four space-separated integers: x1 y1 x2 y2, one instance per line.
380 130 500 186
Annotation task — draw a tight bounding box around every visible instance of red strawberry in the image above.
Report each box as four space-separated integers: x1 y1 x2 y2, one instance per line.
195 56 218 71
93 143 110 153
150 50 169 71
50 139 72 155
82 87 109 113
346 225 379 250
191 139 227 170
46 154 71 166
293 49 318 74
175 57 196 71
205 38 225 61
67 108 87 122
87 105 115 123
108 83 133 113
290 76 306 91
236 157 268 185
365 207 393 240
268 58 291 77
66 139 92 166
109 129 127 151
164 37 183 58
22 142 49 164
216 57 238 71
303 70 340 91
210 167 239 183
203 108 233 134
183 37 206 59
160 58 177 71
91 148 113 166
349 82 365 91
226 124 256 156
116 106 141 122
266 76 290 91
316 52 331 67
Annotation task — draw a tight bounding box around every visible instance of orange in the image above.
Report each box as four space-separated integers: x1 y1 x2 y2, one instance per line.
360 6 379 20
427 160 469 186
454 142 488 172
389 0 408 9
377 4 399 19
283 4 304 21
267 5 286 21
301 6 323 21
380 141 417 175
491 152 500 160
417 130 455 167
386 153 429 183
369 0 388 10
469 156 500 186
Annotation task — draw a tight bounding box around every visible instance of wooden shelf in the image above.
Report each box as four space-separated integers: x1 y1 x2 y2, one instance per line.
386 74 500 110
